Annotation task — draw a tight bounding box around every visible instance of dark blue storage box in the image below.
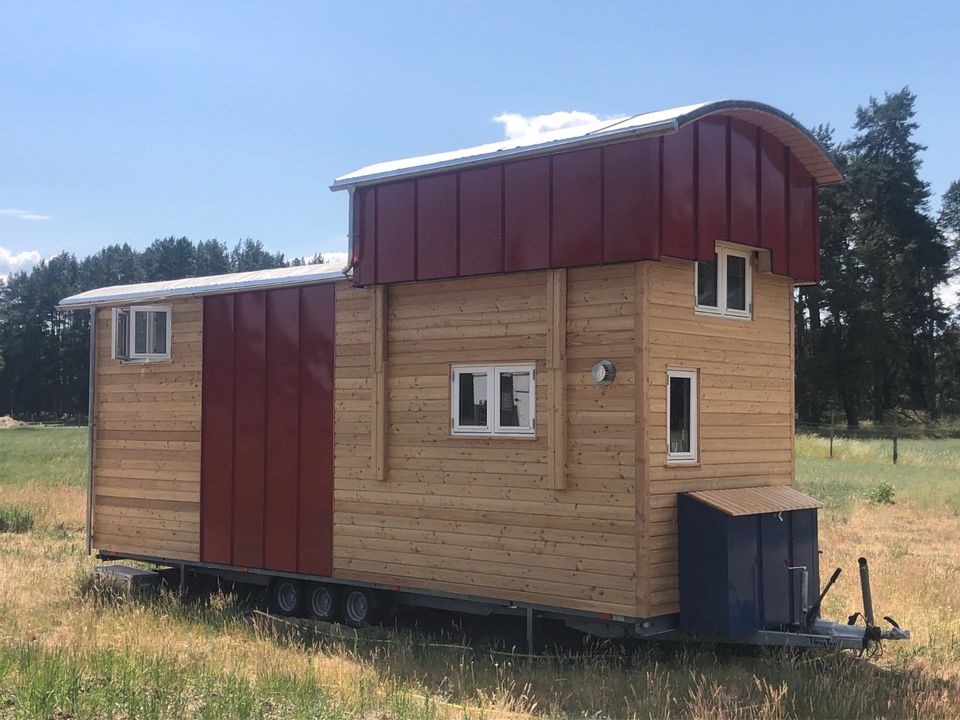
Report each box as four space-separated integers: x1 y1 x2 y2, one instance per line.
677 486 822 639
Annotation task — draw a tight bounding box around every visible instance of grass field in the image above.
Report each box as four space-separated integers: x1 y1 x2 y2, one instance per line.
0 427 959 718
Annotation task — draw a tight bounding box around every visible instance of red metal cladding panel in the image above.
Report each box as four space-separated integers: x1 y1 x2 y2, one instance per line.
416 174 458 280
729 119 759 246
504 157 550 271
458 165 503 276
661 124 697 260
232 291 267 568
376 181 416 284
603 139 660 262
788 156 817 282
263 288 301 572
551 148 602 267
697 116 729 260
200 295 235 565
355 188 376 286
812 185 821 283
759 130 789 275
297 284 335 576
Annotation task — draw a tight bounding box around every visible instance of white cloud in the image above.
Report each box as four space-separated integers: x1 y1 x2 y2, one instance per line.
0 208 53 221
0 244 43 279
492 110 606 140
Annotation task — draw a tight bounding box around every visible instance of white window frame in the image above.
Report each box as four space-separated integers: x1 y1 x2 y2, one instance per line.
666 368 698 464
451 363 536 437
111 304 172 362
695 244 753 319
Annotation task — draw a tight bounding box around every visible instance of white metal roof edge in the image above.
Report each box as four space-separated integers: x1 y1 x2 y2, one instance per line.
330 99 842 190
57 266 346 310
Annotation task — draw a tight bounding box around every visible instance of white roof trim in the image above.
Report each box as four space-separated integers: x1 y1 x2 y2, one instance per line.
58 263 345 309
331 99 841 190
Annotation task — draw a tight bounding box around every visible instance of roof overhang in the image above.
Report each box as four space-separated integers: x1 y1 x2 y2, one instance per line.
330 99 843 191
58 265 346 310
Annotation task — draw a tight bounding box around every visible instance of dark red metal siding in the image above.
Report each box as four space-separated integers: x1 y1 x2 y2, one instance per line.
296 284 335 576
602 139 660 262
351 115 821 285
759 130 789 276
729 119 759 246
263 288 301 572
504 157 551 271
232 292 267 567
661 124 697 260
200 295 235 564
697 117 729 260
416 174 458 280
459 166 503 275
201 285 335 576
376 182 416 284
552 148 602 267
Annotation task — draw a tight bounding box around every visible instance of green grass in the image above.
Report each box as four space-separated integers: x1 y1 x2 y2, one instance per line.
0 427 87 487
0 505 34 533
796 435 960 518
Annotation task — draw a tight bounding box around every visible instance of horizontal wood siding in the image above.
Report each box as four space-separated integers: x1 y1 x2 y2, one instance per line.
333 269 638 616
92 298 202 561
640 258 794 616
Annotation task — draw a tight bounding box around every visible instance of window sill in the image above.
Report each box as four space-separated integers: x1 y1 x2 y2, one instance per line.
694 308 752 321
665 459 700 467
451 432 537 440
117 357 173 365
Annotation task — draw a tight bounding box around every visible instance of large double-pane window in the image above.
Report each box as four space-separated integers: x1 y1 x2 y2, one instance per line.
452 364 535 436
695 246 752 318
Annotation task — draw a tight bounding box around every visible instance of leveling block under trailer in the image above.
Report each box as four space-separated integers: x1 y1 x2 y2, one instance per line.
95 553 908 653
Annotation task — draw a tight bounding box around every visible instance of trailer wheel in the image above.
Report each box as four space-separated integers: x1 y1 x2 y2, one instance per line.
306 583 339 622
268 578 303 617
341 588 377 627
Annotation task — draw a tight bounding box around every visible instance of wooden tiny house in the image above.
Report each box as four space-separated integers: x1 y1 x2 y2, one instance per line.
62 100 875 643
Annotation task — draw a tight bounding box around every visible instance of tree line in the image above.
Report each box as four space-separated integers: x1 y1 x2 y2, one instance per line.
1 87 957 426
0 238 322 419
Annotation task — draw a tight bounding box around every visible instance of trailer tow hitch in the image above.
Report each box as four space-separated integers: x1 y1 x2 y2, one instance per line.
841 557 910 645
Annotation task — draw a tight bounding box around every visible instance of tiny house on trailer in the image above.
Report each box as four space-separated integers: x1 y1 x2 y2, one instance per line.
60 100 908 649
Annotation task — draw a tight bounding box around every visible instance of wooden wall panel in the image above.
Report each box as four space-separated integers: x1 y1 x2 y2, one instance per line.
638 258 795 617
92 297 202 561
332 268 638 616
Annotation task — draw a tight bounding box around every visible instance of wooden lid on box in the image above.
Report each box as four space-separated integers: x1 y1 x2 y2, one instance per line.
685 486 822 516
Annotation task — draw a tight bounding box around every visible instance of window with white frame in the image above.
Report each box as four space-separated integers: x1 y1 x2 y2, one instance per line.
451 364 535 436
112 305 172 361
695 245 752 318
667 369 698 463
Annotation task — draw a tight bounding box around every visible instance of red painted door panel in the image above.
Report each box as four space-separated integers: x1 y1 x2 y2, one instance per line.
552 148 602 267
201 285 335 577
417 174 458 280
263 288 301 572
603 139 660 262
504 157 550 271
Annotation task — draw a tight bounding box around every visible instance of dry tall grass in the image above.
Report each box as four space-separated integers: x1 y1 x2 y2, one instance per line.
0 430 959 718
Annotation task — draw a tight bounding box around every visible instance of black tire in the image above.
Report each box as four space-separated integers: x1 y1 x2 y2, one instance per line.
306 583 339 622
341 588 378 627
268 578 304 617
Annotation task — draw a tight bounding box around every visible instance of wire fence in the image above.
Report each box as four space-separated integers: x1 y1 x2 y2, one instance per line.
796 418 960 464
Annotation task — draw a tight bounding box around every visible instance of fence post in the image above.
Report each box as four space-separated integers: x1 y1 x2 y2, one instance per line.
892 431 898 465
829 411 835 460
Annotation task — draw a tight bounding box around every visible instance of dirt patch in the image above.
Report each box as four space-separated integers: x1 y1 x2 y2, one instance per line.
0 415 24 429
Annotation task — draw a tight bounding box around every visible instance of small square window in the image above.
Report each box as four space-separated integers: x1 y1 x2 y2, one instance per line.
667 369 698 463
452 364 535 437
113 305 172 362
695 246 752 318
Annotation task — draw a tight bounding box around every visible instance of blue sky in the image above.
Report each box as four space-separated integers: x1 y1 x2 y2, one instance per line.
1 1 957 279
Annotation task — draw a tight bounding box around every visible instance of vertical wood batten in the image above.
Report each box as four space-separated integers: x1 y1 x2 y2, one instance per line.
546 268 567 490
371 285 387 480
634 261 651 615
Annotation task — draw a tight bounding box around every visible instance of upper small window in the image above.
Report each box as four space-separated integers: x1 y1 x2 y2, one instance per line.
113 305 172 362
452 364 535 437
695 246 752 318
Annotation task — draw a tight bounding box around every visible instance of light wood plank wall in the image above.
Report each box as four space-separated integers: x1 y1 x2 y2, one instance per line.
91 298 202 561
333 267 638 616
637 258 795 617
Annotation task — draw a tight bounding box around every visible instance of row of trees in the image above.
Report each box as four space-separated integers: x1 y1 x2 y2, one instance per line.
795 88 959 426
0 88 957 426
0 239 322 419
